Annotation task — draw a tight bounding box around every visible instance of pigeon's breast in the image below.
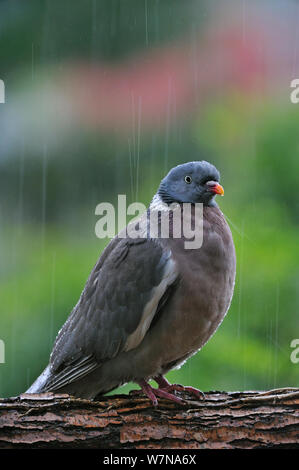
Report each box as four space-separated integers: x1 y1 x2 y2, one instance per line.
158 205 236 361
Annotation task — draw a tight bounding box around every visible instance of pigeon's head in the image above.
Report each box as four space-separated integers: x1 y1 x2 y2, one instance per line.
158 161 224 206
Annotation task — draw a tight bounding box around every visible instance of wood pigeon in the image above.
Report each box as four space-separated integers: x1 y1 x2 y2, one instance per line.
27 161 236 406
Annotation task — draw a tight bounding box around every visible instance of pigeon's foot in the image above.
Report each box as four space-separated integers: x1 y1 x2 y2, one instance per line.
137 379 186 407
154 375 205 401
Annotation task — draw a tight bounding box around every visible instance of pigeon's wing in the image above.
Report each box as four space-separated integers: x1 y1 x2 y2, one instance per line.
43 235 178 391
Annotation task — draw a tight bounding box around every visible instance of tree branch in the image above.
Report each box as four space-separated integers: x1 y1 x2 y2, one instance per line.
0 388 298 448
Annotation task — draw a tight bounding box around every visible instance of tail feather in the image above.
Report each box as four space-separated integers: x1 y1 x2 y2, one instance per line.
26 365 51 393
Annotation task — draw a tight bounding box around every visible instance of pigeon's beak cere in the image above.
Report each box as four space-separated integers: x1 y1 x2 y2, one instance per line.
206 181 224 196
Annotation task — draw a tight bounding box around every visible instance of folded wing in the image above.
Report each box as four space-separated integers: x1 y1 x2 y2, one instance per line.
38 236 178 392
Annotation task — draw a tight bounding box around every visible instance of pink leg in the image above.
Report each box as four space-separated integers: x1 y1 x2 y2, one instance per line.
137 379 186 406
154 375 205 400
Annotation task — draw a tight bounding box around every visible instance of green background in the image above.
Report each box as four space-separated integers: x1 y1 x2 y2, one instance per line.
0 0 298 397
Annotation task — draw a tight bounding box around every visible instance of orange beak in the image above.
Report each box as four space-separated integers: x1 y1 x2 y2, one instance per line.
207 181 224 196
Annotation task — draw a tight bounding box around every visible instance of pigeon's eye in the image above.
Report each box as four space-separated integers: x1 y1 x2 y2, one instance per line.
184 175 192 184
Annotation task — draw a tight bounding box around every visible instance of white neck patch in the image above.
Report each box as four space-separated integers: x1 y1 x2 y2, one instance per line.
149 194 179 212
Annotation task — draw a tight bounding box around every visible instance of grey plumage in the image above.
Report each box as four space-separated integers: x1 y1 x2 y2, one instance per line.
27 161 236 404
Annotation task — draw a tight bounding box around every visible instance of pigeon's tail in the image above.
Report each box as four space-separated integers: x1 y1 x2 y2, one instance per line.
26 365 52 394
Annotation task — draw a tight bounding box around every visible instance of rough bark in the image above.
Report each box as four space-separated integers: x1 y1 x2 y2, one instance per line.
0 388 298 449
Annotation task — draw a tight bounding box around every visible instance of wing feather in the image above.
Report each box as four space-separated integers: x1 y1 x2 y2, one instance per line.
44 235 178 391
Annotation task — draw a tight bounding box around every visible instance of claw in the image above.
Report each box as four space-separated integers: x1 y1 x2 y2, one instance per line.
154 375 205 401
136 379 186 406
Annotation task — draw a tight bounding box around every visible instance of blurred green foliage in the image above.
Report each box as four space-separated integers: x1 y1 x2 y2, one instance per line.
1 97 299 397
